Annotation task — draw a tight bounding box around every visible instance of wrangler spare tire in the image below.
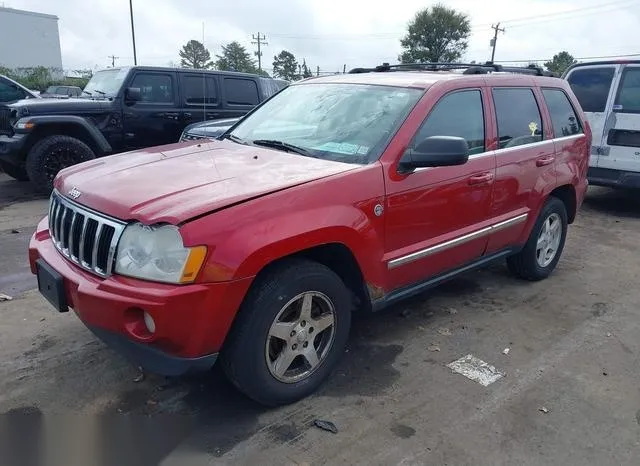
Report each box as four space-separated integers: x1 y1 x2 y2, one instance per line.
26 135 96 193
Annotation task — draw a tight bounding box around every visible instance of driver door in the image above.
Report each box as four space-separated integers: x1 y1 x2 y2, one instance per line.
384 88 496 290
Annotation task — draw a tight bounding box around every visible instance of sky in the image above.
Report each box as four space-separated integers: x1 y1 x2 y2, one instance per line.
5 0 640 73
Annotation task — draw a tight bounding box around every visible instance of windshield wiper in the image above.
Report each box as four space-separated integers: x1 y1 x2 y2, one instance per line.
251 139 313 157
82 90 92 96
93 89 106 96
221 133 247 144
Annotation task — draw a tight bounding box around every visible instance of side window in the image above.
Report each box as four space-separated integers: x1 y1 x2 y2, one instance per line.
493 88 543 149
542 89 583 137
413 90 485 155
181 75 218 105
567 67 615 113
224 78 259 106
130 73 174 103
614 67 640 113
0 79 26 102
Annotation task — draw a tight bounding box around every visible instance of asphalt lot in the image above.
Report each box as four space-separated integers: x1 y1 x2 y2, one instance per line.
1 172 639 466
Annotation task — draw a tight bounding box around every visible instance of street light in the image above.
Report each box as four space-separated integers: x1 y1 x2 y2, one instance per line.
129 0 137 65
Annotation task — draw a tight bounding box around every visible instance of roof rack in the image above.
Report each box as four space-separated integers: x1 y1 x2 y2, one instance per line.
348 62 557 77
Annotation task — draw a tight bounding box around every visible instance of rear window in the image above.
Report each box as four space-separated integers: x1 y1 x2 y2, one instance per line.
224 78 259 106
614 67 640 114
567 67 614 113
492 88 543 149
542 89 583 138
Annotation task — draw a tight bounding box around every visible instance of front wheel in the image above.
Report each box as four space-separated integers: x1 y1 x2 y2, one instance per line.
221 259 352 406
26 135 96 194
507 197 568 281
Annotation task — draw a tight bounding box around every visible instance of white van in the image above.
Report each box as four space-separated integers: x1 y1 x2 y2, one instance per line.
564 61 640 188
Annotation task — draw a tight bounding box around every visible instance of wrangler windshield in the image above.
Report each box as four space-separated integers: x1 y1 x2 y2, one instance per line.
228 83 423 164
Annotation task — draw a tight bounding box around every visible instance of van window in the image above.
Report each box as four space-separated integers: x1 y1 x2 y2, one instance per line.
614 67 640 113
224 78 259 105
567 67 614 113
493 88 543 149
0 78 26 102
413 90 485 155
542 89 582 138
131 73 174 103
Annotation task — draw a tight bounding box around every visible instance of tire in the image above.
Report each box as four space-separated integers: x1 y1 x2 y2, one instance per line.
221 259 352 406
507 196 568 281
0 160 29 181
25 135 96 194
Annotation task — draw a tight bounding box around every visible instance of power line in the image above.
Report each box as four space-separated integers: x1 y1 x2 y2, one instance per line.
252 32 268 72
494 52 640 63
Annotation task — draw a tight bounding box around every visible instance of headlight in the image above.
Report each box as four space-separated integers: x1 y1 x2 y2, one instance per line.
114 223 207 284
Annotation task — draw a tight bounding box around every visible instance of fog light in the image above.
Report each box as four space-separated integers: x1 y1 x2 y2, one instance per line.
143 312 156 334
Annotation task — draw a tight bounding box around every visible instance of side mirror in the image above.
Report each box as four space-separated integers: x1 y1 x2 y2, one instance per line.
399 136 469 172
125 87 141 103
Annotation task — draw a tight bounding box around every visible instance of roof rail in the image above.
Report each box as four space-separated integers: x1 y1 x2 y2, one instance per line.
348 62 557 77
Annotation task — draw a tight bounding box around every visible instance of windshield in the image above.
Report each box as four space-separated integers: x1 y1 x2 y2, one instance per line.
83 68 129 97
229 83 423 164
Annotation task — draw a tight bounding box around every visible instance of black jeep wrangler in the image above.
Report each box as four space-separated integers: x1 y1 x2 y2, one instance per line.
0 66 284 192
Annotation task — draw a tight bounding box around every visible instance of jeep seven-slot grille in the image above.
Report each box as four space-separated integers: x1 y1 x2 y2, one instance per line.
0 107 11 133
48 191 126 277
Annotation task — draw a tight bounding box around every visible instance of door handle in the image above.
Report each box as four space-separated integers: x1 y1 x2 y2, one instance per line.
468 172 494 185
161 112 180 120
536 155 555 167
183 112 192 119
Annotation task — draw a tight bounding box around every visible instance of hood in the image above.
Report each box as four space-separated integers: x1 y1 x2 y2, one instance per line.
55 139 359 224
9 97 112 113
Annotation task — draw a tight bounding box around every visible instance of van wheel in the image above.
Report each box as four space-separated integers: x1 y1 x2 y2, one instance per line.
221 259 351 406
0 160 29 181
507 197 568 281
26 135 96 194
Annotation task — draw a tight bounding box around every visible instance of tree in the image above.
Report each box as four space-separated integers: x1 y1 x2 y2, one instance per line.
544 51 576 76
272 50 299 81
215 42 257 73
399 4 471 63
301 59 313 78
179 40 213 69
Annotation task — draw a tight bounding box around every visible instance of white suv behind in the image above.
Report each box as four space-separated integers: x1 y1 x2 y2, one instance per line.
564 60 640 188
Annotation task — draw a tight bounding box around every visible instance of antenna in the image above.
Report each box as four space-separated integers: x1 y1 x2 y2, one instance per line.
202 22 207 118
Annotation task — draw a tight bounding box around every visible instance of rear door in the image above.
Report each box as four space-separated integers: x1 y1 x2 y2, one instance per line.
221 76 261 119
485 86 556 254
178 72 221 125
565 65 617 167
600 65 640 173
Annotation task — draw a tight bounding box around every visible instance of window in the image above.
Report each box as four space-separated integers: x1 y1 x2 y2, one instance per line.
181 75 218 105
130 73 174 103
413 90 485 155
493 88 543 149
0 79 26 102
224 78 259 105
542 89 582 137
614 67 640 114
567 67 614 113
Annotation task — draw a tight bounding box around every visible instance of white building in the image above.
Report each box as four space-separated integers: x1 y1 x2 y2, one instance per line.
0 6 63 72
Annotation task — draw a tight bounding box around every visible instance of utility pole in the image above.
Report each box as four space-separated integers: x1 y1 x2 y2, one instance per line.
316 66 320 77
343 64 346 74
129 0 137 65
251 33 267 72
490 23 505 63
108 55 119 67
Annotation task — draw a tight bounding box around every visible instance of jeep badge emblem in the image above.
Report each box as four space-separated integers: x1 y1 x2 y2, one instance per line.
374 204 384 217
68 187 82 199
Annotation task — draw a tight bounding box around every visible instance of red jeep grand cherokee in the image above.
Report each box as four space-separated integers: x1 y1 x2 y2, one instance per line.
29 63 590 406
